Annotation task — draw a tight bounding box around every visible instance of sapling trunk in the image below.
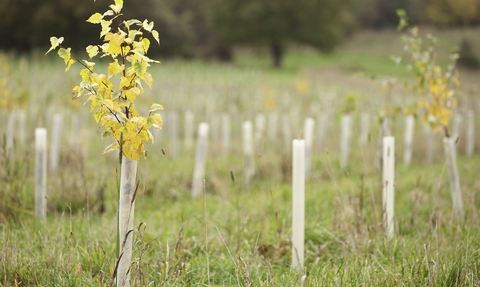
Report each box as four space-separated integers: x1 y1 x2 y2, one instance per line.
443 137 464 221
403 115 415 166
292 139 305 272
117 156 138 287
50 113 62 172
242 121 255 188
303 117 315 178
382 136 395 239
192 123 209 198
466 109 474 157
340 114 352 169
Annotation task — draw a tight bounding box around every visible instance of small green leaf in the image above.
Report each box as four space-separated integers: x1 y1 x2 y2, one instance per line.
102 130 113 138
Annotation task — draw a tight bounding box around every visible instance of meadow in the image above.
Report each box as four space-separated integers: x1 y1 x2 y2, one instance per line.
1 28 480 286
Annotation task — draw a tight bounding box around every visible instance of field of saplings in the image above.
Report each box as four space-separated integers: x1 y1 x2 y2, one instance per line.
2 28 480 285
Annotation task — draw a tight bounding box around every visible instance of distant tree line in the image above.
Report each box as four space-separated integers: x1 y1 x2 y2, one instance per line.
356 0 480 28
1 0 479 66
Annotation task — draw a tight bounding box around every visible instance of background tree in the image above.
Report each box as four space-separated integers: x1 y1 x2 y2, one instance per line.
207 0 355 68
426 0 480 26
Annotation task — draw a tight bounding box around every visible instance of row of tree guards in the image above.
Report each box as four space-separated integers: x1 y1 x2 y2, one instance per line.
5 108 477 166
23 109 466 274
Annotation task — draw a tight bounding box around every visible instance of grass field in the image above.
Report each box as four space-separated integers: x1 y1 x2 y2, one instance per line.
1 27 480 286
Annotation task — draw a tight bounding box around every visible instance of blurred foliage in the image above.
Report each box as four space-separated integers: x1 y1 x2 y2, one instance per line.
1 0 480 62
355 0 480 28
457 39 480 70
0 0 230 60
355 0 427 28
426 0 480 26
207 0 355 67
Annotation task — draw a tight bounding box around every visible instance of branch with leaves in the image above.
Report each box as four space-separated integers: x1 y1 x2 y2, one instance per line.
46 0 163 160
396 9 460 138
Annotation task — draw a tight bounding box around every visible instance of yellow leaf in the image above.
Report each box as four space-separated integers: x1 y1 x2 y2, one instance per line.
107 60 124 79
83 60 95 69
133 60 148 79
151 30 160 44
87 13 103 24
65 59 75 72
100 20 112 38
86 45 99 59
124 87 140 102
103 142 119 154
105 32 125 55
142 20 154 32
142 38 150 53
149 103 163 113
110 0 123 14
144 72 153 88
57 47 71 64
46 36 64 54
94 108 107 123
80 69 90 82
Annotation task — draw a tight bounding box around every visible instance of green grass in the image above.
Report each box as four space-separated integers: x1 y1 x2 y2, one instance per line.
2 27 480 286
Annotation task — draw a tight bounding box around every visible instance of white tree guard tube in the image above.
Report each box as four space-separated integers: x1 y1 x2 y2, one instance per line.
340 114 352 169
243 121 255 187
35 128 47 222
221 113 230 155
292 139 305 272
254 113 266 152
282 115 292 151
466 110 474 157
50 114 62 172
316 114 328 151
117 156 138 287
184 110 194 150
70 112 81 148
359 112 370 146
6 110 16 156
18 109 26 146
303 117 315 178
452 114 463 153
423 124 435 164
169 111 179 159
192 123 209 198
443 137 465 221
403 115 415 166
382 136 395 239
268 112 278 142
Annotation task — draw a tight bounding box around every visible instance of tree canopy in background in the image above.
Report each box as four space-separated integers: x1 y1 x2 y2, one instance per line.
207 0 355 67
0 0 480 65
